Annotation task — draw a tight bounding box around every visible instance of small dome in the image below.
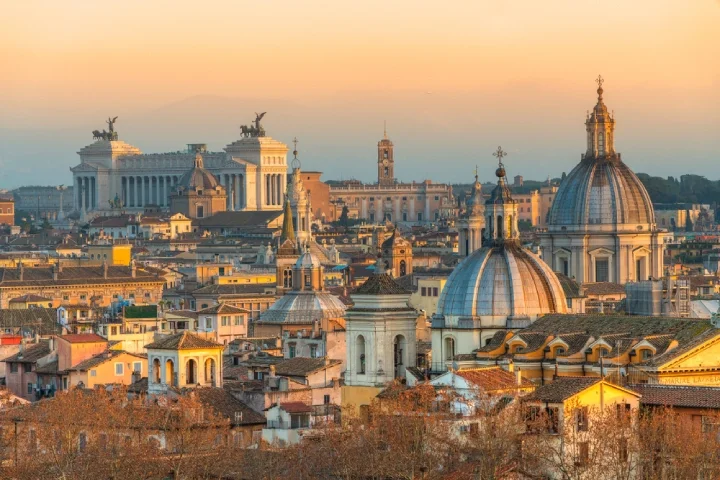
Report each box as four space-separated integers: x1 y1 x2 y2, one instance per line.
296 250 322 269
548 156 654 229
436 243 567 319
258 292 346 324
464 176 484 216
178 153 220 190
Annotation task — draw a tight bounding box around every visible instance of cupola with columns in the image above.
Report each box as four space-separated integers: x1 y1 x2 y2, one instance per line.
484 147 520 246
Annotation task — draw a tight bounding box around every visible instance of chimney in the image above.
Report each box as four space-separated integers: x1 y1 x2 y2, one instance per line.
554 361 559 380
103 260 108 279
52 263 58 281
19 337 26 354
58 262 63 273
516 368 522 386
18 262 23 281
131 369 141 384
131 259 136 278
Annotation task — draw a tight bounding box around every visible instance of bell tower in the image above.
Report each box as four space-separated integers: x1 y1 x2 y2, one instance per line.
377 124 394 186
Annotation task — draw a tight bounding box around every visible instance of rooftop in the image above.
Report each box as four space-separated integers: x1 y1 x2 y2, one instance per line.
145 331 222 350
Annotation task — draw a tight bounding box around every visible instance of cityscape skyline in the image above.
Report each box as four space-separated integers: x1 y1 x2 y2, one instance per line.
1 1 718 188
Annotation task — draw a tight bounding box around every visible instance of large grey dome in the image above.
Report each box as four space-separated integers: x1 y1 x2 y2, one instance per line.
548 155 654 230
436 243 567 320
257 292 346 324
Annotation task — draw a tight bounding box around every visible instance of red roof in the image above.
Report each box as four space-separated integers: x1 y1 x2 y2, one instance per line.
455 367 534 392
280 402 312 413
57 333 107 344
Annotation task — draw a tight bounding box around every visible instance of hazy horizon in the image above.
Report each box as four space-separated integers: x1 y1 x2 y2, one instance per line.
1 1 718 189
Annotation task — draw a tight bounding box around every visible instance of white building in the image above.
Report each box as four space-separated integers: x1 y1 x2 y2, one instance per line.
539 78 664 284
345 264 418 388
71 117 288 219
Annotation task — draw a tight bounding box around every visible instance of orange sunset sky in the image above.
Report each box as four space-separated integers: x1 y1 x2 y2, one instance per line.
1 0 718 187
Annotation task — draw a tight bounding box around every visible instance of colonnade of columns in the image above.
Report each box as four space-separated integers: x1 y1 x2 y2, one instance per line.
75 176 97 211
120 175 179 208
264 173 283 207
221 173 245 210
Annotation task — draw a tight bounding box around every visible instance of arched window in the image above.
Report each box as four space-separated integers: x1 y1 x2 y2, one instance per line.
507 215 513 237
283 268 292 288
399 260 407 276
553 346 566 358
153 358 161 384
186 359 197 385
497 215 503 238
165 359 175 387
205 358 216 386
356 336 366 374
598 132 605 155
444 337 455 361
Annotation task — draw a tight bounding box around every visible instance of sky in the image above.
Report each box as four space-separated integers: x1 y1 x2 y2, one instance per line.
1 0 718 188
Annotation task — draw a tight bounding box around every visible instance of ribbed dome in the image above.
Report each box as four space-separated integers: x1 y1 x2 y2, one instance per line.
178 153 220 190
257 292 346 324
548 155 654 229
436 243 568 319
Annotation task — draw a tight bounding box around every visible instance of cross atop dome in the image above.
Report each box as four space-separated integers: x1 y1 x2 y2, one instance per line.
596 74 604 102
493 146 507 179
291 137 301 170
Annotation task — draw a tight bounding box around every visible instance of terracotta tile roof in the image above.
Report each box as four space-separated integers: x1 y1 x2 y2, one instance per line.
513 332 549 353
582 282 626 296
145 331 222 350
554 273 585 298
70 350 144 371
629 384 720 409
526 315 713 348
0 308 61 335
354 273 410 295
554 333 593 355
195 388 266 425
194 211 283 228
58 333 107 344
638 328 720 367
455 367 534 391
477 330 509 352
9 294 52 303
523 377 603 403
35 360 59 375
280 401 312 413
3 341 51 364
197 303 250 315
274 357 341 377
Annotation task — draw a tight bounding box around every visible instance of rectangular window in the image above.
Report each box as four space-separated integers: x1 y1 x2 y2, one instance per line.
80 295 87 301
10 364 17 374
115 363 124 376
90 370 97 377
618 438 628 463
595 258 609 282
62 295 69 301
324 394 330 405
133 362 142 374
576 407 589 432
310 345 318 358
205 318 212 329
433 287 439 297
221 316 230 327
421 287 427 296
27 383 33 394
289 344 296 358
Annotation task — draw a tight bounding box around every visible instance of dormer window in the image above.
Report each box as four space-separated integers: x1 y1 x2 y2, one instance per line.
640 349 653 360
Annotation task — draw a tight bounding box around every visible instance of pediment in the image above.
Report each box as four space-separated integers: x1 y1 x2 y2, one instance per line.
588 247 614 256
658 334 720 371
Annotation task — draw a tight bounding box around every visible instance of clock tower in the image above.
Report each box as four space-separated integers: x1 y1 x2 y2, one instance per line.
377 126 394 186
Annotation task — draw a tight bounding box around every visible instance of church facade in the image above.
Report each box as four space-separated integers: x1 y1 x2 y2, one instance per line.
328 130 455 225
70 116 288 218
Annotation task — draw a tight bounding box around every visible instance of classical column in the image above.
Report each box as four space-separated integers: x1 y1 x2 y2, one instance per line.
91 177 96 209
137 176 142 207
